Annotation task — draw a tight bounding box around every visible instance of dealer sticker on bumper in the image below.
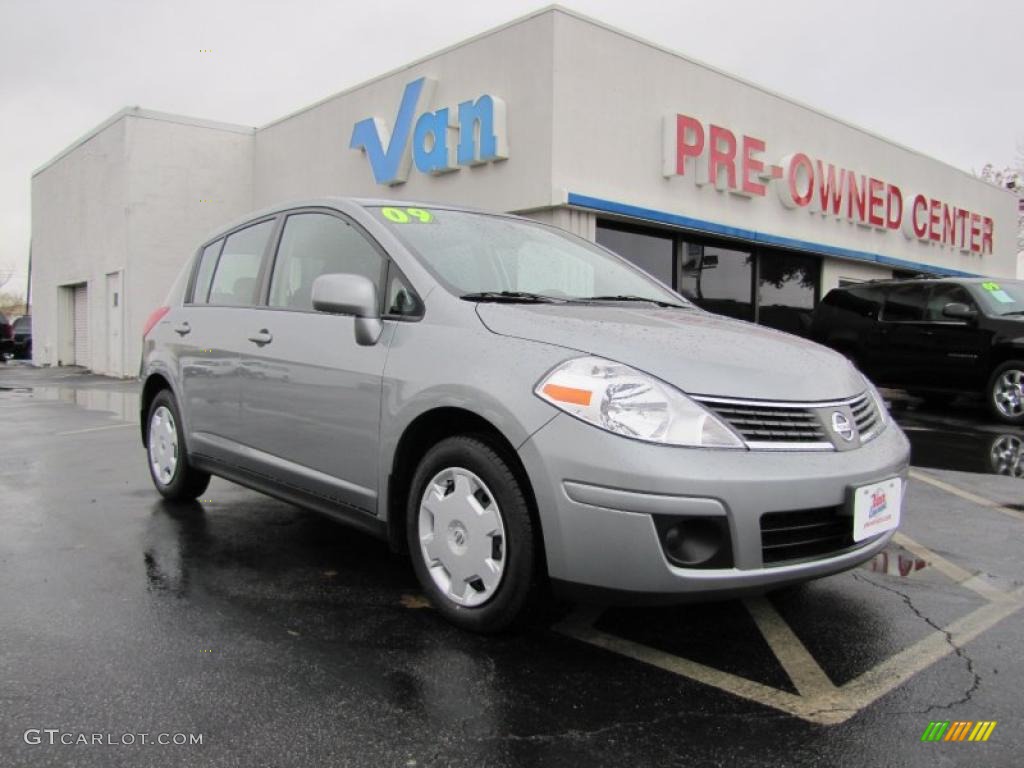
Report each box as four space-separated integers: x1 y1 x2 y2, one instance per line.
852 478 902 542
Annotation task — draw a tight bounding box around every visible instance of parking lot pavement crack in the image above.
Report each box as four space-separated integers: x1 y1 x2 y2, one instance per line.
851 572 981 712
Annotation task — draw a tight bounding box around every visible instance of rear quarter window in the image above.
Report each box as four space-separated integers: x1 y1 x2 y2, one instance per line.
821 286 884 320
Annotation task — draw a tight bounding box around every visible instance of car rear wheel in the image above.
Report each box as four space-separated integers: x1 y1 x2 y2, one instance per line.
987 361 1024 425
406 435 539 633
146 390 211 500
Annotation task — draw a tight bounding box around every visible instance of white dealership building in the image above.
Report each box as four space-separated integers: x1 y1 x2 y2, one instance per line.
31 6 1019 376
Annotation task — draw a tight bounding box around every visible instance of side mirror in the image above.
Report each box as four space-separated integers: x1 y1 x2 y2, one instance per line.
942 302 977 321
311 273 383 346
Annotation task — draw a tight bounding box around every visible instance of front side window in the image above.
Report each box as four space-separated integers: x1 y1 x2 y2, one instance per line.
925 284 975 321
207 220 275 306
371 207 685 306
882 285 927 322
270 213 384 311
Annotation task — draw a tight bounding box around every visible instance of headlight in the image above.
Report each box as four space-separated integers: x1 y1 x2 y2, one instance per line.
535 356 744 448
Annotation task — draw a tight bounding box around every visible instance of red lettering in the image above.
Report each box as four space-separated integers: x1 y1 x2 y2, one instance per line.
969 213 981 253
928 199 941 241
785 152 814 207
707 125 737 189
982 217 993 254
885 184 902 229
674 115 704 176
867 178 885 227
816 161 846 215
740 135 766 196
911 194 928 238
956 209 970 250
847 173 867 222
942 204 957 246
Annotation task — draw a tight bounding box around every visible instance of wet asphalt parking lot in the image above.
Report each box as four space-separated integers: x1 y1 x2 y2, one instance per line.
1 362 1022 767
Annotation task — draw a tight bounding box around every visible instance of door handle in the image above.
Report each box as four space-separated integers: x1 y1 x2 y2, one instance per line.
247 329 273 346
174 322 191 336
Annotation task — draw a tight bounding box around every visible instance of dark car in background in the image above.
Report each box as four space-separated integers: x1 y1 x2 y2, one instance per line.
11 315 31 359
0 313 12 361
811 278 1024 425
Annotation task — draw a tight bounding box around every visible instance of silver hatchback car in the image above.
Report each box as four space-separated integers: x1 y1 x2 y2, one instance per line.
140 198 910 632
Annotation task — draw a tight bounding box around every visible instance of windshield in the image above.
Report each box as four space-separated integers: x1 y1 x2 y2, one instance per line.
369 206 689 306
972 280 1024 316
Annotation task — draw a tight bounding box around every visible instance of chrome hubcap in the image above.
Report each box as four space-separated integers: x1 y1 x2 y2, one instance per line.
994 369 1024 418
990 435 1024 478
418 467 506 607
148 405 179 486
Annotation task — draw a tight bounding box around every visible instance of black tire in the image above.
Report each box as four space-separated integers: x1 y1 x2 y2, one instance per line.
987 360 1024 426
406 435 540 633
145 389 211 500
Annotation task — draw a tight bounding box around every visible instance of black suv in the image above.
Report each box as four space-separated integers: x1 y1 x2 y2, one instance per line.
811 278 1024 424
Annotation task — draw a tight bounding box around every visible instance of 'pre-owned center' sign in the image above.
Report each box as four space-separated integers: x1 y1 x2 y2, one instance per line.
663 114 995 256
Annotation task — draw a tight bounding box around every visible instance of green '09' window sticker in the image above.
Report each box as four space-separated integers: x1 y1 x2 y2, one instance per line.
381 207 434 224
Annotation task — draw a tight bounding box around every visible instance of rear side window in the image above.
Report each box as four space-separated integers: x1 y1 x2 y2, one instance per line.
207 220 275 306
821 285 883 319
269 213 384 311
882 285 927 322
191 239 223 304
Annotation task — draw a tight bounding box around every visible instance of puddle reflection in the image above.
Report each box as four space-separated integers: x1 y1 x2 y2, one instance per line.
864 547 929 579
898 423 1024 479
1 384 139 424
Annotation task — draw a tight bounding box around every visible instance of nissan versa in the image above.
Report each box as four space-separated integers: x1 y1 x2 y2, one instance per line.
139 198 910 632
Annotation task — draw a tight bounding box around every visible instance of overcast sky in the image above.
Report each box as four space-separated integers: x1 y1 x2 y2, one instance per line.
1 0 1021 297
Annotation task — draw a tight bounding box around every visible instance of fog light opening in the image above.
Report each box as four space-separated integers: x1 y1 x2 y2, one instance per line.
655 516 731 568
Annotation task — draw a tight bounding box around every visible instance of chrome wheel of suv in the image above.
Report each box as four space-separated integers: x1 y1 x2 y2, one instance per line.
992 366 1024 420
417 467 507 607
149 405 179 485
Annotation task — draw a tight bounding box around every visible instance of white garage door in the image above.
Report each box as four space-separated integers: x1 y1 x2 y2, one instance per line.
73 283 89 367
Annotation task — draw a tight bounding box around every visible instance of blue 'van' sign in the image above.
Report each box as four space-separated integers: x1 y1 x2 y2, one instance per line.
350 77 508 186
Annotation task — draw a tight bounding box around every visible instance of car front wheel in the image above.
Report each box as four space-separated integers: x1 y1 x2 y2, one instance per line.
406 435 539 633
988 361 1024 425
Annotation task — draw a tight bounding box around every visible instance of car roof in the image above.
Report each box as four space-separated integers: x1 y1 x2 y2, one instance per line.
196 196 507 247
834 276 1022 291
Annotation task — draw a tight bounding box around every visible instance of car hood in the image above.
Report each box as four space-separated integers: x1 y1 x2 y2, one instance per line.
476 304 865 401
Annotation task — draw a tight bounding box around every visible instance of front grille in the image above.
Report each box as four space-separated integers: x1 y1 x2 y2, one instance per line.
697 400 828 446
760 507 856 566
696 392 883 450
850 393 880 439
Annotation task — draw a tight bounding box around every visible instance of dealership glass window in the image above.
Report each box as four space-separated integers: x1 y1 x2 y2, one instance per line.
207 219 275 306
678 243 754 322
757 250 820 335
595 225 675 287
191 239 223 304
270 213 384 311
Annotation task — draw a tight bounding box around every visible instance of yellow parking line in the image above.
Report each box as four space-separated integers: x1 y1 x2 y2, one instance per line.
909 469 1024 523
56 422 135 436
893 532 1011 603
745 597 835 697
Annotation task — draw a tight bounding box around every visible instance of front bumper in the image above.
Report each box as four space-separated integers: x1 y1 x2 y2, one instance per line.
518 412 910 600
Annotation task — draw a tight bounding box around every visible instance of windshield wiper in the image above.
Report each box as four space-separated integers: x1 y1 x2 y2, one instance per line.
582 294 690 309
459 291 564 304
1001 310 1024 316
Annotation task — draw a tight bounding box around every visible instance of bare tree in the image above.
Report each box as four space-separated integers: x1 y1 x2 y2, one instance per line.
0 263 13 292
979 145 1024 255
